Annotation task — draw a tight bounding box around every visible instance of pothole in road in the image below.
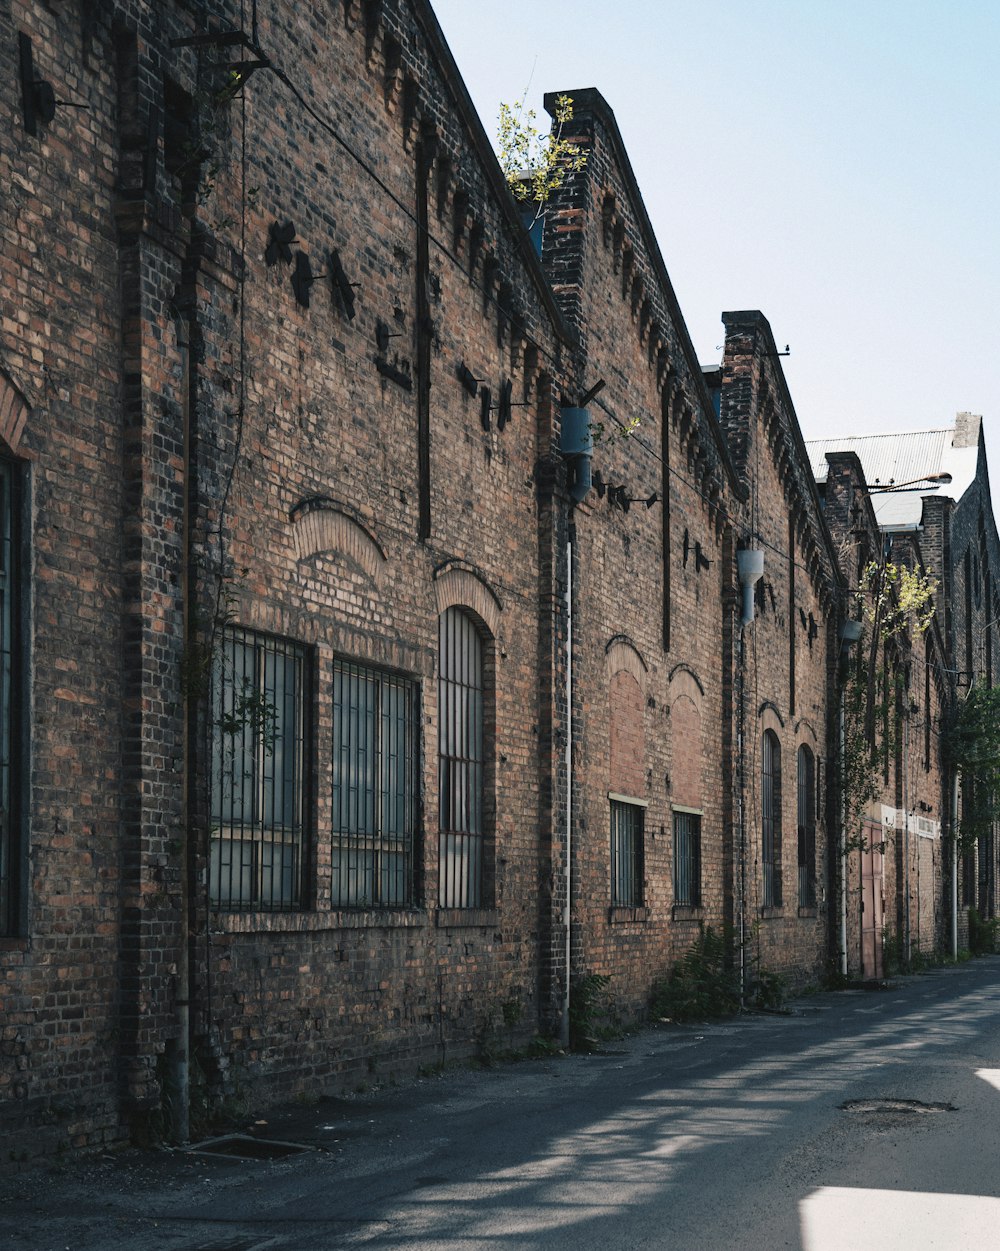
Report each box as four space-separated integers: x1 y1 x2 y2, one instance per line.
840 1098 956 1116
187 1134 314 1160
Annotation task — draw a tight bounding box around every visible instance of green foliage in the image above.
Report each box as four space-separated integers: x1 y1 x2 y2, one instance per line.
968 907 999 956
748 965 788 1011
568 972 612 1048
882 927 904 976
496 93 587 217
944 685 1000 849
858 560 937 639
650 927 740 1022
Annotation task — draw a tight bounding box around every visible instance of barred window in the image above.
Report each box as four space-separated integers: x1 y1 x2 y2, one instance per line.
332 658 418 907
210 627 309 910
672 809 701 907
797 745 816 908
0 458 23 936
438 608 485 908
762 729 782 908
611 798 644 907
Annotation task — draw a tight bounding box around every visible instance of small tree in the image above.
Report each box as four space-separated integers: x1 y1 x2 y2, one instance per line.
496 93 587 222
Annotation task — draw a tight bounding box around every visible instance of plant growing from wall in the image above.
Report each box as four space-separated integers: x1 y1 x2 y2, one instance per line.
650 927 740 1022
840 555 938 855
944 682 1000 861
496 92 587 222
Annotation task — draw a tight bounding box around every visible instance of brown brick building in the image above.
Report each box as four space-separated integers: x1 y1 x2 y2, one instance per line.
2 0 995 1156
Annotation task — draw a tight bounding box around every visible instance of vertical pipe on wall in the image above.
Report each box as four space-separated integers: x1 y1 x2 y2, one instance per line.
560 529 573 1048
951 770 960 960
839 694 848 977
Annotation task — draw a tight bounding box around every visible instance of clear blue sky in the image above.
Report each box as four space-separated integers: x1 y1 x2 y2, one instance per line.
431 0 1000 451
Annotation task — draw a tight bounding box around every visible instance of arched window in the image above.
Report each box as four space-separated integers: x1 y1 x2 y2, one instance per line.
438 607 487 908
762 730 782 908
797 745 816 908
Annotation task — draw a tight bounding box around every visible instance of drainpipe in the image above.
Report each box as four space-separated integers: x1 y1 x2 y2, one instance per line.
558 407 593 1047
735 549 764 1001
951 769 960 959
562 527 573 1047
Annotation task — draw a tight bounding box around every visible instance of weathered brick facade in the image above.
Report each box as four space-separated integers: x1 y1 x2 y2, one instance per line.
2 0 995 1157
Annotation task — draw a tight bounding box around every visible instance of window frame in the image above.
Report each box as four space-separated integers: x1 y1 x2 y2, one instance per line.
209 625 311 912
331 656 419 909
762 729 782 909
610 793 646 908
672 805 702 907
797 745 816 909
438 607 490 909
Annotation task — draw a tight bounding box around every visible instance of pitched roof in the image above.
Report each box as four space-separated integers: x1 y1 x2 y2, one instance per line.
806 427 979 530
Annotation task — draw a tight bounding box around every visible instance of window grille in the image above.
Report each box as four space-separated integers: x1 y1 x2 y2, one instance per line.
762 730 782 908
210 627 308 910
797 745 816 908
672 809 701 906
332 658 417 907
611 799 644 907
438 608 485 908
0 459 18 935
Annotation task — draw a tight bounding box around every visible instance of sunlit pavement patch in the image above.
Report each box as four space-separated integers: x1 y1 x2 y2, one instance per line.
801 1187 1000 1250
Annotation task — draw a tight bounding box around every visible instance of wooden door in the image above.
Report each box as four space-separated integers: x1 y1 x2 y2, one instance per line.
861 821 884 979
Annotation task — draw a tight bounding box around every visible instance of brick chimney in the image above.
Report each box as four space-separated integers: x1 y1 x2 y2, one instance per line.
953 411 982 448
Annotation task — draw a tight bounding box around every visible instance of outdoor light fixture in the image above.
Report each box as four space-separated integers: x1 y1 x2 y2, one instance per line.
737 548 764 628
868 472 952 494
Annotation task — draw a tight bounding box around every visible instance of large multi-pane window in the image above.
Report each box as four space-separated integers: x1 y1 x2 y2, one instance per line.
0 458 21 935
210 627 308 910
611 798 644 907
762 729 782 908
797 745 816 908
332 658 418 907
672 808 701 907
438 608 486 907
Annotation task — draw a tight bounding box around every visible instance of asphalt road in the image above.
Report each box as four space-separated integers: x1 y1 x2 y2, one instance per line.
4 956 1000 1251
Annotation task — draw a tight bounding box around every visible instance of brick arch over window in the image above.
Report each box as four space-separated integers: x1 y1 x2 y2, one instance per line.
604 635 648 694
609 670 645 798
291 499 386 581
434 566 502 639
670 694 702 810
0 368 30 455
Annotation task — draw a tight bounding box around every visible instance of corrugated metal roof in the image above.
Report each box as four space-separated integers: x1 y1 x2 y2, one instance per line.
806 428 979 529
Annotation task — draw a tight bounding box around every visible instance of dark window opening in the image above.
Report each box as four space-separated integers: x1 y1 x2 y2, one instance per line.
210 627 310 911
797 745 816 908
672 809 701 906
762 730 782 908
438 608 487 908
611 799 644 907
332 658 418 908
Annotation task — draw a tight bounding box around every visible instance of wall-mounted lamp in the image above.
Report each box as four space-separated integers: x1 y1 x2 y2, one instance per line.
868 472 952 494
737 548 764 629
560 406 593 503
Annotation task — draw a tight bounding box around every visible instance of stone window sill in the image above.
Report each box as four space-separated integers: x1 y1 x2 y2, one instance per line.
797 906 818 919
609 906 650 925
436 907 500 929
759 906 784 920
672 905 705 922
213 909 428 933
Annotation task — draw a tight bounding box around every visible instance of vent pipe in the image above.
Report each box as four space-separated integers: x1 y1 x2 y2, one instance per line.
736 548 764 628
